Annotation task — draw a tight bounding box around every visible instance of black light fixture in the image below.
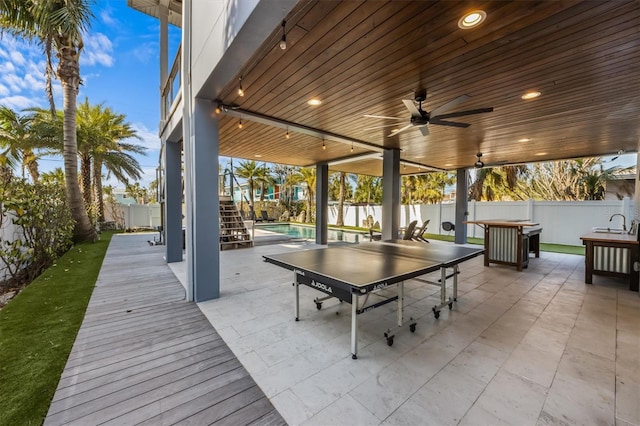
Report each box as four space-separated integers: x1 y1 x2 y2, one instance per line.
351 141 354 152
322 138 326 150
474 152 484 168
214 103 221 114
285 128 290 139
238 118 243 129
279 20 287 50
238 76 244 97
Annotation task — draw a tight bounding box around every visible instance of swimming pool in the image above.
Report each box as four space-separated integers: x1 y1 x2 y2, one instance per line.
257 223 366 243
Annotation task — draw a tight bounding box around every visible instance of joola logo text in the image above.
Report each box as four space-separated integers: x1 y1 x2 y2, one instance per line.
310 280 332 293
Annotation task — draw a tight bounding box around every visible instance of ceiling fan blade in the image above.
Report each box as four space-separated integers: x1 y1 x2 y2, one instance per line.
363 114 404 120
388 123 414 137
429 119 470 128
402 99 421 117
419 125 430 136
430 94 471 116
363 123 405 131
432 107 494 120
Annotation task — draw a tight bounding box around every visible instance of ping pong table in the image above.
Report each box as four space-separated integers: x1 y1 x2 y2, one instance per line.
263 240 484 359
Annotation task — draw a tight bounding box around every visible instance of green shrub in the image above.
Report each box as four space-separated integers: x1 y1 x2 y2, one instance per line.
0 178 74 291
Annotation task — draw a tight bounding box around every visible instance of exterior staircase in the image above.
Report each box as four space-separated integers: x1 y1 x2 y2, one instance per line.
220 196 253 250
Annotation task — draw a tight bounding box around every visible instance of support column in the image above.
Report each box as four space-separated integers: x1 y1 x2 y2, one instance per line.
316 162 329 245
382 149 401 240
184 98 220 302
454 168 468 244
164 140 182 263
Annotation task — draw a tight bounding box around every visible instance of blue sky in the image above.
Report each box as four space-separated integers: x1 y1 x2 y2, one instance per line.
0 0 181 187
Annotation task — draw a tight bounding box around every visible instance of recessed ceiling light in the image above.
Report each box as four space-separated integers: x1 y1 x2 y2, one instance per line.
307 98 322 106
522 91 541 100
458 10 486 29
254 154 262 158
519 138 530 142
444 163 453 167
535 152 547 156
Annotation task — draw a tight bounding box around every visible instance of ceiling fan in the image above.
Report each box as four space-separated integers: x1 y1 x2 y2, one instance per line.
364 89 494 137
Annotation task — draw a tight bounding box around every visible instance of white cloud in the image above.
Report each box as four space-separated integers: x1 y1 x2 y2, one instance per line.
1 73 26 93
0 95 40 110
131 42 157 64
10 50 26 66
81 33 114 67
0 61 15 73
100 7 119 27
0 84 9 97
128 123 161 152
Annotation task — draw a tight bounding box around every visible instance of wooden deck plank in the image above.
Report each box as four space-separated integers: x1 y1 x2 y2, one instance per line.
51 344 234 403
44 234 284 426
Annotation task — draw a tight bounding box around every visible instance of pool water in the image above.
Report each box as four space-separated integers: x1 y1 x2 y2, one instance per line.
258 223 366 243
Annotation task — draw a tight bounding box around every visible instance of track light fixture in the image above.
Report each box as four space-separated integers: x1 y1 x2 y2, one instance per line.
279 20 287 50
238 76 244 97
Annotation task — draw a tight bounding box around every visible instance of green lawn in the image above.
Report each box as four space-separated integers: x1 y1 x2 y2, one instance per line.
0 232 114 426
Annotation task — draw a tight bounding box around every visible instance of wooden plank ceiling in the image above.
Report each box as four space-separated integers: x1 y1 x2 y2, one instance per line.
203 0 639 176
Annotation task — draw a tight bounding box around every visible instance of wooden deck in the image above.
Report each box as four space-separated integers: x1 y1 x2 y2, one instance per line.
44 234 284 425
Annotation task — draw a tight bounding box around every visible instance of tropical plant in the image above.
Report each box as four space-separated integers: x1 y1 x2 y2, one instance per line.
353 175 382 204
0 106 42 183
75 99 143 221
234 160 268 216
469 165 529 201
527 158 617 201
330 172 351 226
0 0 97 242
0 177 74 290
298 167 316 223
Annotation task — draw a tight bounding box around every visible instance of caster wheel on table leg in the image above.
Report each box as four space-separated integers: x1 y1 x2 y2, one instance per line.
433 310 440 319
386 336 394 346
352 354 358 360
448 302 453 310
315 302 322 310
409 323 416 333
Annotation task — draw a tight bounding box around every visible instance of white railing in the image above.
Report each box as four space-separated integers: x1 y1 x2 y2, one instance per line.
161 44 182 123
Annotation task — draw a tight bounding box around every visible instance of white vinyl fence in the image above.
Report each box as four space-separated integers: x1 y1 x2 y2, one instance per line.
329 198 635 247
0 210 20 282
104 203 162 229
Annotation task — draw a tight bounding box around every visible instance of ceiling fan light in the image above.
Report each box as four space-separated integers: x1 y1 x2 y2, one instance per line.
458 10 486 29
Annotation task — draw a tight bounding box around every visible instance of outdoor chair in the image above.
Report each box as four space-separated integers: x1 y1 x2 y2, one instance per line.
261 210 276 222
412 219 430 243
401 220 418 240
251 210 263 222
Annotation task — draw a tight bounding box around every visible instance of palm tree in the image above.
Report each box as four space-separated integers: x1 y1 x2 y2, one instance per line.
354 175 382 204
0 106 44 183
298 167 316 223
76 99 143 222
234 160 266 217
0 0 96 242
333 172 349 226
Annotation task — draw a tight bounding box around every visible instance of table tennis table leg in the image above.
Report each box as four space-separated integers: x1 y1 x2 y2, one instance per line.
351 292 358 359
294 271 300 322
453 264 459 301
440 266 447 306
397 282 404 327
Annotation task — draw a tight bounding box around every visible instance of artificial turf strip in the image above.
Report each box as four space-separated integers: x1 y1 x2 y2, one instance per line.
0 231 114 426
